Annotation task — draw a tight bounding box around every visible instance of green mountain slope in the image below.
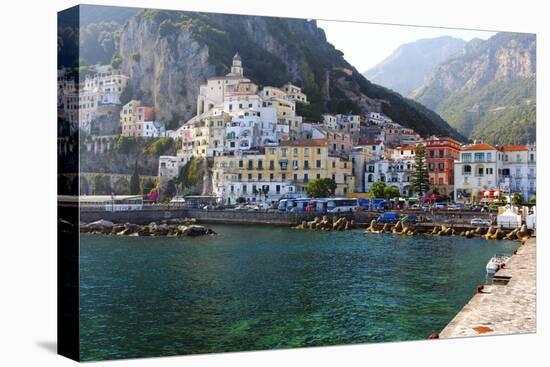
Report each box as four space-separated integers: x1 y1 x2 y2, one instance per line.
411 32 536 144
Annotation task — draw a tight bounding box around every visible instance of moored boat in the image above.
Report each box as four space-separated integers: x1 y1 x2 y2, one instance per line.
486 254 511 273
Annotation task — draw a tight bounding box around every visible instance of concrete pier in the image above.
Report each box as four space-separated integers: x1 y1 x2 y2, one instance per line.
440 238 536 338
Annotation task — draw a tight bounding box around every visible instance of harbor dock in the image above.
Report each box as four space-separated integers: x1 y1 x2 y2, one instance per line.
439 238 536 338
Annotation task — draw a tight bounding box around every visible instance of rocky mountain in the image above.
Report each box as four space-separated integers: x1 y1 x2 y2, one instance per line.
113 9 463 139
411 32 536 144
363 36 466 95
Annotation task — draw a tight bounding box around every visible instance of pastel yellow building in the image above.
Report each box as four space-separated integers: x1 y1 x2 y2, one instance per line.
212 139 354 202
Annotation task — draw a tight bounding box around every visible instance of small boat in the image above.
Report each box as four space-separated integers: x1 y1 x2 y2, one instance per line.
486 254 511 274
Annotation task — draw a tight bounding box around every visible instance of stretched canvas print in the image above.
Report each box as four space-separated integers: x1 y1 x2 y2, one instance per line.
58 4 537 362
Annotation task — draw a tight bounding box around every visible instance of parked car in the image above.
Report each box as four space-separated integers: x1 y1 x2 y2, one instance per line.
470 218 491 226
401 214 418 224
170 196 186 204
377 212 400 224
434 202 447 209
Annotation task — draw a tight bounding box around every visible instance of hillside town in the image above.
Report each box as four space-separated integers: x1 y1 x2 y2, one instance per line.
58 53 536 206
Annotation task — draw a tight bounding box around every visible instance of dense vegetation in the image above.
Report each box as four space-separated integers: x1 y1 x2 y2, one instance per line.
427 78 536 144
412 33 536 144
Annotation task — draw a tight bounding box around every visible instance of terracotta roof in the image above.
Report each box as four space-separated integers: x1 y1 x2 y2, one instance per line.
500 145 528 151
462 143 496 151
396 145 416 150
358 139 382 146
280 139 327 147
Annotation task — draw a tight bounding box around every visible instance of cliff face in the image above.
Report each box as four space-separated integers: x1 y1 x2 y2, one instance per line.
411 33 536 144
364 36 466 95
116 9 463 139
118 13 215 125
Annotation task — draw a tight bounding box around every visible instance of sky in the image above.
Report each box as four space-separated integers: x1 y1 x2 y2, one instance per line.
317 20 496 72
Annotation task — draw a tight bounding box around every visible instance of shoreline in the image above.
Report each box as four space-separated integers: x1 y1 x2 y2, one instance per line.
439 238 536 338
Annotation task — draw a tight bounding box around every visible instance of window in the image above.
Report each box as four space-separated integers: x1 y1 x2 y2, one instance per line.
316 160 321 168
486 168 493 175
270 173 274 180
317 148 321 154
248 161 253 170
304 160 309 170
462 153 472 162
282 173 286 180
304 174 309 183
439 150 444 158
238 173 242 181
429 163 435 171
258 174 262 180
269 160 274 170
248 174 252 180
316 174 321 179
239 160 243 168
257 160 263 170
477 167 484 176
486 153 492 162
243 185 247 194
438 163 445 170
293 174 298 181
276 185 280 194
474 152 484 162
463 165 472 175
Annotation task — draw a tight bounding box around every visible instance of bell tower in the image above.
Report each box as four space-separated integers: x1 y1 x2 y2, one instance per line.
229 52 243 77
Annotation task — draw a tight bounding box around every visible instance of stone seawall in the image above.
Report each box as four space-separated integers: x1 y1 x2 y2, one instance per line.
79 208 369 225
79 209 189 225
78 207 492 226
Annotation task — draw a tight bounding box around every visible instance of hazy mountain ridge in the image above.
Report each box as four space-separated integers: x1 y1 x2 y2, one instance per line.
363 36 466 95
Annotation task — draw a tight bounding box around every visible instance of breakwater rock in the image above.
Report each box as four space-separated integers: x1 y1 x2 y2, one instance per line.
80 218 215 237
293 216 355 231
365 220 416 236
364 220 533 241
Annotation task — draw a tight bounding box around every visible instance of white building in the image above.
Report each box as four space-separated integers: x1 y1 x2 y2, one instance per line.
158 153 190 181
364 157 415 197
322 114 360 135
225 110 262 152
499 144 536 200
454 143 501 202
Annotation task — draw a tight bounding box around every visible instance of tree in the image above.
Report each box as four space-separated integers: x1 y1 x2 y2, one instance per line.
369 181 387 198
383 186 400 200
163 179 176 201
142 178 156 195
305 178 337 198
411 144 430 196
512 193 524 206
529 195 536 205
236 196 247 204
129 161 141 195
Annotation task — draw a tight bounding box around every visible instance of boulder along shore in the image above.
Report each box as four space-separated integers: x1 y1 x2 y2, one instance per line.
80 218 216 237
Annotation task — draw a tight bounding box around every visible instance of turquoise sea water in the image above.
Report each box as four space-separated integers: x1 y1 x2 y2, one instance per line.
79 225 518 361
